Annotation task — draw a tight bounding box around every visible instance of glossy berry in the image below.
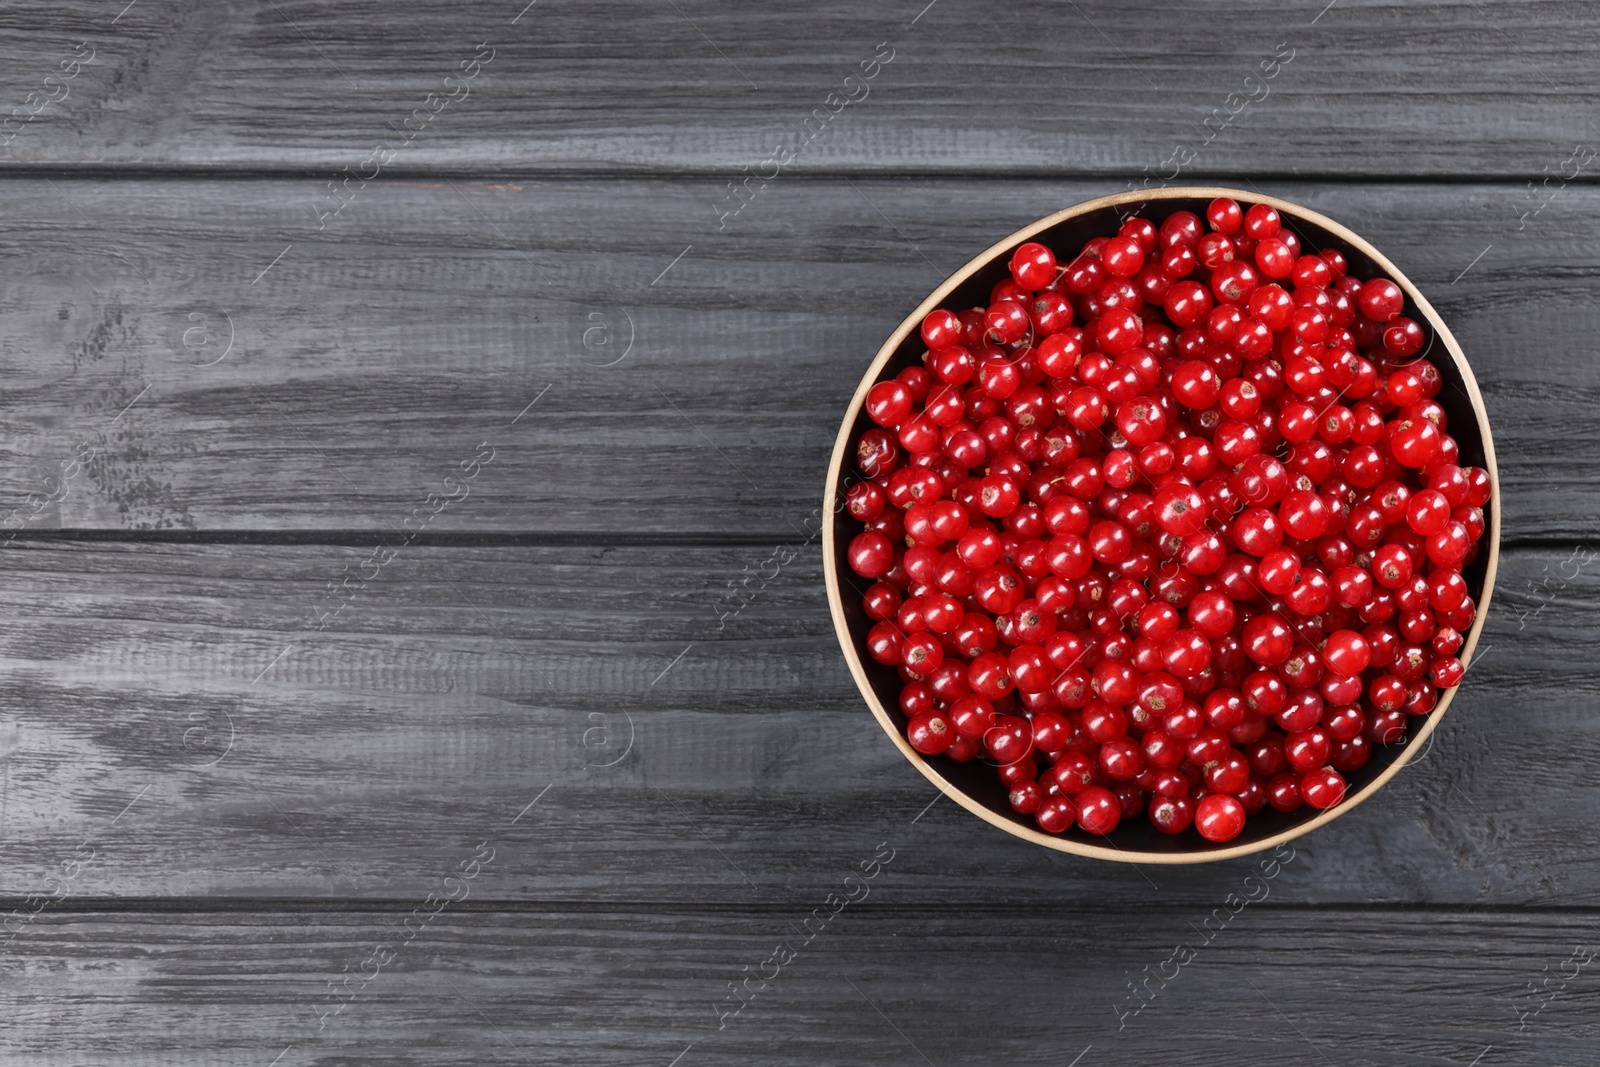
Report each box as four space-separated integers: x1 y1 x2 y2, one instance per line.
1075 786 1122 835
1301 767 1347 809
1195 794 1247 842
907 711 954 754
1357 278 1404 323
1010 242 1057 289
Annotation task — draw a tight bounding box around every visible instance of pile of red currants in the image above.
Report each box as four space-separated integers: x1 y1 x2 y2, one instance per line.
844 197 1490 844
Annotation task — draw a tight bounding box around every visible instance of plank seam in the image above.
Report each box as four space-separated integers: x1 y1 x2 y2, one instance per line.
7 900 1600 915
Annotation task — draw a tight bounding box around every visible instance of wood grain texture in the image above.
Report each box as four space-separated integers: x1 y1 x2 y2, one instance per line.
0 907 1593 1066
0 178 1585 538
0 0 1594 177
0 539 1581 905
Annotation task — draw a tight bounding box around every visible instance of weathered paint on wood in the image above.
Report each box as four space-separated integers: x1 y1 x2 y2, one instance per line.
0 908 1591 1065
0 1 1594 178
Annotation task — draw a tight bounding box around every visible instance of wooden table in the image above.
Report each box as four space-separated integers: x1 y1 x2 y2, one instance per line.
0 2 1593 1063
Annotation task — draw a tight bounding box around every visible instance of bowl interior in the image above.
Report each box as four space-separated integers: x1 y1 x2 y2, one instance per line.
829 192 1495 859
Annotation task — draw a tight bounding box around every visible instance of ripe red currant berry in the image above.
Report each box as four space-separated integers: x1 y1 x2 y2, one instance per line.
1194 794 1247 842
1030 711 1070 752
901 632 944 674
1102 236 1146 278
848 531 895 578
1160 628 1213 678
930 345 976 385
1428 571 1468 615
1254 237 1295 279
1300 767 1347 809
906 711 954 755
1232 454 1289 507
1074 785 1121 835
1097 737 1146 781
1382 316 1425 358
1211 260 1261 305
1267 773 1304 812
1215 380 1259 423
1033 794 1076 833
1204 751 1251 795
1119 216 1158 251
1431 655 1465 688
845 481 886 523
865 380 914 428
968 652 1015 699
1157 210 1202 249
1097 307 1145 354
978 474 1021 518
949 695 996 739
1010 242 1057 290
856 429 900 477
1164 281 1213 328
1187 590 1237 639
1367 707 1407 746
1426 522 1471 567
898 413 940 454
1404 682 1439 717
1170 359 1221 409
1321 629 1371 676
984 714 1034 765
1207 197 1244 234
1371 544 1414 590
1431 626 1463 657
1196 232 1235 271
1406 489 1450 536
920 309 962 350
1242 614 1293 667
922 592 965 633
899 682 935 717
1008 780 1043 814
1149 795 1195 835
1284 728 1332 774
862 581 902 622
985 300 1032 345
1231 507 1283 557
1291 254 1332 289
1243 284 1291 332
975 564 1025 614
866 618 908 665
1257 548 1301 596
1279 489 1332 540
1357 278 1404 322
1154 483 1208 537
1037 331 1082 379
1031 290 1075 335
1115 396 1168 447
1242 203 1281 239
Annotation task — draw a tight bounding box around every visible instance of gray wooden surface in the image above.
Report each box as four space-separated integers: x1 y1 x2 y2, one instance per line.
1 1 1596 1065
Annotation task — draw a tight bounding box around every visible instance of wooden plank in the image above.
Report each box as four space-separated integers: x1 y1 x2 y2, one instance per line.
0 539 1582 905
0 178 1586 538
0 906 1590 1064
0 1 1595 177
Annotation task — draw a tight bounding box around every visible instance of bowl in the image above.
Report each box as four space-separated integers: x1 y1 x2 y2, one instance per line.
823 186 1500 863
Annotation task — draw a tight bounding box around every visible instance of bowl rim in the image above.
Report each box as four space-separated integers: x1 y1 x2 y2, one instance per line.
822 185 1502 864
